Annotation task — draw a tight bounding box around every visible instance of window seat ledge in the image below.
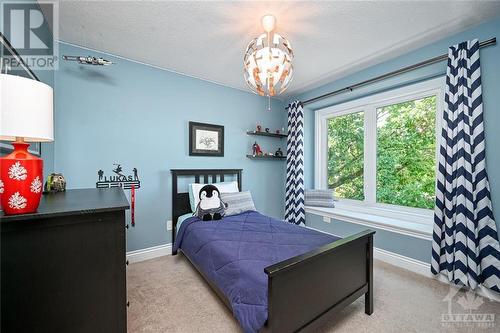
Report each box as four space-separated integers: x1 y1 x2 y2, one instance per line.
305 205 433 241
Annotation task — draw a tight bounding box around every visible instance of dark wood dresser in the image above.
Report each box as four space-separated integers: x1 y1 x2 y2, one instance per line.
1 188 130 333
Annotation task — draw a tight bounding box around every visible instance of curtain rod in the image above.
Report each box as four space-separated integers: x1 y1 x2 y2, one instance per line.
299 37 496 107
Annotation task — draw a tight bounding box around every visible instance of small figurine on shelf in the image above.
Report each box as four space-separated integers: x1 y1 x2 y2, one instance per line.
256 124 262 132
252 141 262 156
275 129 281 134
265 127 270 133
275 148 283 157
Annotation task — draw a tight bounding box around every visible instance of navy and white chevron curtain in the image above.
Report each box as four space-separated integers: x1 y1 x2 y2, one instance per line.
285 101 305 225
431 39 500 293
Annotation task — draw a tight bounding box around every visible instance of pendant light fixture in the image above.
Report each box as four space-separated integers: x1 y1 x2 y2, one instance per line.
243 15 294 111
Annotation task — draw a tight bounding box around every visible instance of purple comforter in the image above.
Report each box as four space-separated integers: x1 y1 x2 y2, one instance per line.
173 211 340 333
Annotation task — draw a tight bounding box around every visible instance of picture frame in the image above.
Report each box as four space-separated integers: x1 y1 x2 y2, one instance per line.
189 122 224 157
1 33 42 156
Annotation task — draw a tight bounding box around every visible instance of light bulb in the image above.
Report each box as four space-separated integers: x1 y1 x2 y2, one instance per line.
261 15 276 33
244 15 293 98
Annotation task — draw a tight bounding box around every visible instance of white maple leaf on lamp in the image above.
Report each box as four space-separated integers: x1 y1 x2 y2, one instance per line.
8 162 28 181
0 179 4 194
8 192 27 210
30 176 42 193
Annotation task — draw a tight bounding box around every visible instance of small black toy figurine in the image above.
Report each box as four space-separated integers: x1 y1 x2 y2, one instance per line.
275 148 283 157
194 184 227 221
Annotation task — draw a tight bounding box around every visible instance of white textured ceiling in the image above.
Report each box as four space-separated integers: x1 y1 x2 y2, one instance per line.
54 1 500 97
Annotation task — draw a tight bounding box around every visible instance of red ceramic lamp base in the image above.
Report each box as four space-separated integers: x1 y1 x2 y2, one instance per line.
0 141 43 215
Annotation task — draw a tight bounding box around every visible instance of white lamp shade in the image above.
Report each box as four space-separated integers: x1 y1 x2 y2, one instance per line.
0 74 54 142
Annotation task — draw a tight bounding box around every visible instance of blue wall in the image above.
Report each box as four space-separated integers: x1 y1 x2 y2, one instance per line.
292 17 500 262
54 42 287 251
306 214 432 262
35 50 55 181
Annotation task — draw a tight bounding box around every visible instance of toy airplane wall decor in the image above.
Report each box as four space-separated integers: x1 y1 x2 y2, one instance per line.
63 55 113 66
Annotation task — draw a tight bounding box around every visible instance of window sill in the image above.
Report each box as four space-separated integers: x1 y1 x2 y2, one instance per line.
305 204 433 240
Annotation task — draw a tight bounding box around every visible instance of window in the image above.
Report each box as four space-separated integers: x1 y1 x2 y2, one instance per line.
328 111 364 200
315 78 444 218
376 96 437 209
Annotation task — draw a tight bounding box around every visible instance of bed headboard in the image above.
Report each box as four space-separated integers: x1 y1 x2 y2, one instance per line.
170 169 242 243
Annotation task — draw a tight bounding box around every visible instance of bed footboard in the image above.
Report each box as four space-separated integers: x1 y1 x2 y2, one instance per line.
264 230 375 333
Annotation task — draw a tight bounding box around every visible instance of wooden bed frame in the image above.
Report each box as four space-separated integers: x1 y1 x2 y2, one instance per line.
171 169 375 332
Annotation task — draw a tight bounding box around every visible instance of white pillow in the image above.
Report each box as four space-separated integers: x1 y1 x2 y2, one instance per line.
189 181 239 212
305 189 335 208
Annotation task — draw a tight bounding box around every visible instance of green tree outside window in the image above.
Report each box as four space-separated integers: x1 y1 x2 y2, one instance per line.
327 96 437 209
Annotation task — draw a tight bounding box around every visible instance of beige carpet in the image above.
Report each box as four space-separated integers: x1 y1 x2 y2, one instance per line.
127 254 500 333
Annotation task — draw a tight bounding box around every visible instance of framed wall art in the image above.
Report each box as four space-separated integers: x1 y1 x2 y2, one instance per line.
189 122 224 157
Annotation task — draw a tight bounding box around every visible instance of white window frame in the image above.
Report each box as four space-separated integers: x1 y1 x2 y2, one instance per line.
314 77 445 231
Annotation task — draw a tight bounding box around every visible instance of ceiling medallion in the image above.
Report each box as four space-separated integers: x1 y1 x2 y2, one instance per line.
243 15 294 110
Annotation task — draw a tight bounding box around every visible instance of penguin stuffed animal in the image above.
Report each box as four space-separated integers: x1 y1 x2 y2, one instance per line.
194 184 227 221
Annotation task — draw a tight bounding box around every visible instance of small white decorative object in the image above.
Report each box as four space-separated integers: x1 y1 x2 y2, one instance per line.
0 179 4 194
8 161 28 181
30 176 42 193
8 191 28 210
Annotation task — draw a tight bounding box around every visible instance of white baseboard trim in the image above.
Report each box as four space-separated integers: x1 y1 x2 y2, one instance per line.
373 247 430 276
126 243 172 264
374 247 500 302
